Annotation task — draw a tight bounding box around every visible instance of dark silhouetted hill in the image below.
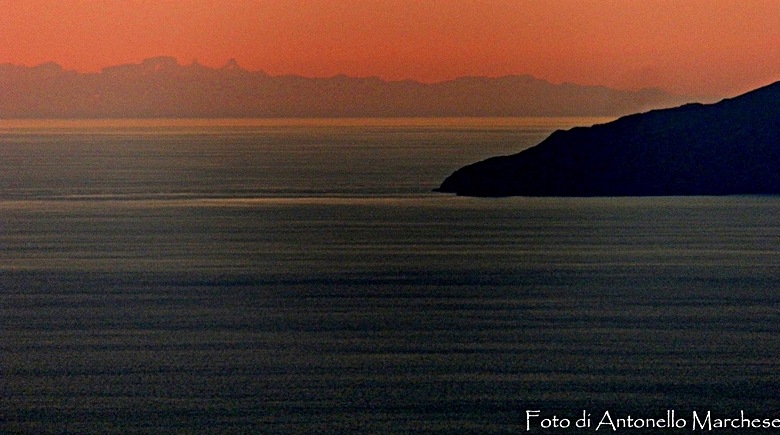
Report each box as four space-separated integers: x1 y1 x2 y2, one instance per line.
0 57 689 118
436 81 780 196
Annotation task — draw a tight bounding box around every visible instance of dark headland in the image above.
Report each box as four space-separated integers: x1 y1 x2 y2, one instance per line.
436 81 780 197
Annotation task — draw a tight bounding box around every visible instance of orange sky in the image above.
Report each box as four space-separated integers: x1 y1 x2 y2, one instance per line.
2 0 778 97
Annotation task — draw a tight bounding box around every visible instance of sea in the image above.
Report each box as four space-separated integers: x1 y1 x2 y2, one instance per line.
2 118 780 434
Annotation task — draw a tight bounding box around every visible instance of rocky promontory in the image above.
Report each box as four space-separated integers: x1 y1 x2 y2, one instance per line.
436 81 780 196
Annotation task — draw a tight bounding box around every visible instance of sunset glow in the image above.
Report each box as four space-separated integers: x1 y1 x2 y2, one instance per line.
2 0 779 97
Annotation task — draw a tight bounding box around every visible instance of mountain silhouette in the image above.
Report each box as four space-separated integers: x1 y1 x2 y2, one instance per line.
436 81 780 196
0 57 688 118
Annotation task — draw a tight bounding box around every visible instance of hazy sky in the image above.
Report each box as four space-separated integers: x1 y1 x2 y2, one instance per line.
2 0 778 97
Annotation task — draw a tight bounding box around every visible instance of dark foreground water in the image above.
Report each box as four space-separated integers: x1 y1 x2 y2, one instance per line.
2 119 780 434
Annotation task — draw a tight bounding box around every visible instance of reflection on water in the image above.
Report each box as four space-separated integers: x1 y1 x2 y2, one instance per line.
0 117 610 201
2 119 780 433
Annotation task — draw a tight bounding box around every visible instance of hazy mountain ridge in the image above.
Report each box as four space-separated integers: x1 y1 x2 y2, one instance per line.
0 57 690 118
436 81 780 196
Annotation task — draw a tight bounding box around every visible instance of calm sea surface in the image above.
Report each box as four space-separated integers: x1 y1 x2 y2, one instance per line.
2 118 780 434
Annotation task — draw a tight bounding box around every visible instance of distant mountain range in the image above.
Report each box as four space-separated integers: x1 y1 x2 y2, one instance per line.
0 57 691 118
435 81 780 196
